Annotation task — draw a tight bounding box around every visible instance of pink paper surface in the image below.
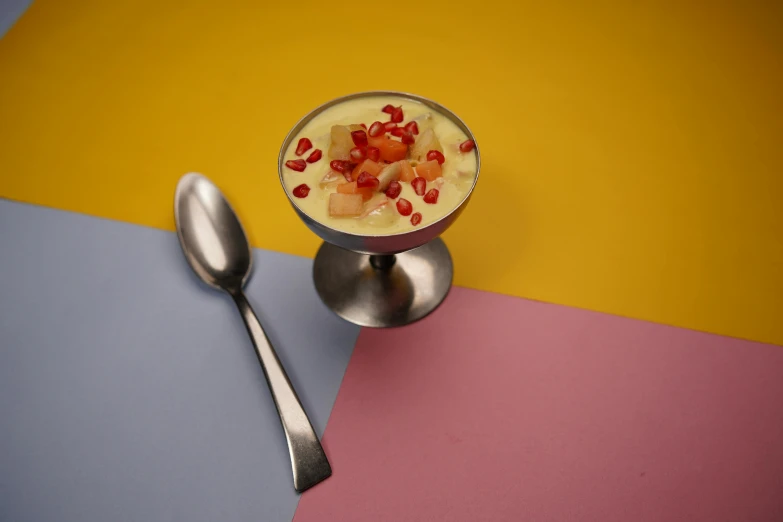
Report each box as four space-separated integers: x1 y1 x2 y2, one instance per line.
295 287 783 522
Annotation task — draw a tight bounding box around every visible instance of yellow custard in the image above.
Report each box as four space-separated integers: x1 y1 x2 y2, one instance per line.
282 96 477 235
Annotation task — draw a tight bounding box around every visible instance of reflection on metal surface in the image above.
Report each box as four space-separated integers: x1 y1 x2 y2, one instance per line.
175 173 331 492
314 238 453 328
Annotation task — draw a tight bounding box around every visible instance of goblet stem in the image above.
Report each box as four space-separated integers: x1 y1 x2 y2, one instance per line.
369 254 396 270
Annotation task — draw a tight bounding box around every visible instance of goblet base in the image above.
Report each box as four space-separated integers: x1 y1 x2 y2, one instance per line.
312 238 453 328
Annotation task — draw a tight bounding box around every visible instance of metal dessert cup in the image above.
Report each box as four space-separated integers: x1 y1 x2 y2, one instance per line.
278 91 480 327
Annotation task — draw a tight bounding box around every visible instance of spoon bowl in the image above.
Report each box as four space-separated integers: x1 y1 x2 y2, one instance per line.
174 172 331 493
174 173 251 292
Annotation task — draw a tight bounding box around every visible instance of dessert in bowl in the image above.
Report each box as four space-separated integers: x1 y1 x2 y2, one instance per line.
278 91 480 327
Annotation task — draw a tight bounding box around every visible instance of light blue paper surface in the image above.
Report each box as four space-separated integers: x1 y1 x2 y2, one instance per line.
0 199 359 522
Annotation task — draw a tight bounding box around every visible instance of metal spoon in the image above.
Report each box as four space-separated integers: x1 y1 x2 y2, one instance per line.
173 172 331 493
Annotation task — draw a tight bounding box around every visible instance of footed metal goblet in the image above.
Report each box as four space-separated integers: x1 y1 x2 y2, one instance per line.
278 91 480 328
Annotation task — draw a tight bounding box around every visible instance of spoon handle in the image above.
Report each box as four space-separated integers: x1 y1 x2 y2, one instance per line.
231 291 332 493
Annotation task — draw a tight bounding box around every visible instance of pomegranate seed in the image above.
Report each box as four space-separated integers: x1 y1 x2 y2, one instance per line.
382 104 395 114
285 159 307 172
390 106 404 123
306 149 322 163
351 130 368 147
292 184 310 198
357 171 379 189
426 150 445 165
367 146 380 162
329 160 355 174
385 180 402 199
423 188 439 204
404 121 419 135
390 127 406 137
360 123 367 129
412 177 426 196
350 147 367 161
401 132 415 145
295 138 312 156
331 160 357 181
330 160 350 173
368 121 385 137
383 122 397 133
459 139 476 152
410 212 422 226
396 198 413 216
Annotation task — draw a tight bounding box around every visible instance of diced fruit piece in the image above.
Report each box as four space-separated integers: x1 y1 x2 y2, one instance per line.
367 146 380 162
337 182 354 194
368 136 385 148
390 106 404 123
396 198 413 216
320 170 345 186
329 125 354 160
385 180 402 199
390 127 405 137
382 104 395 114
412 177 427 196
409 128 443 161
337 181 375 201
411 212 422 226
412 112 433 124
423 188 439 204
399 161 416 182
368 121 385 137
401 132 415 145
383 122 397 133
382 141 408 162
368 136 408 162
351 159 383 180
360 123 367 129
415 159 442 181
357 171 380 189
351 130 368 147
292 184 310 198
285 159 306 172
404 121 419 135
361 200 398 226
360 200 393 223
376 161 402 191
295 138 313 156
459 139 476 152
426 150 445 165
306 149 322 163
329 193 364 216
350 147 367 161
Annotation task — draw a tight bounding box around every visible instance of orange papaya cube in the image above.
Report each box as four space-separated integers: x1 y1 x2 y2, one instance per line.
350 159 383 181
414 159 442 181
367 135 408 162
336 181 374 201
399 161 416 182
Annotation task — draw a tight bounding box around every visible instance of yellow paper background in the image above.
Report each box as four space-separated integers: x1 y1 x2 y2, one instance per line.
1 0 781 344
